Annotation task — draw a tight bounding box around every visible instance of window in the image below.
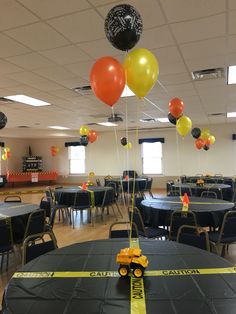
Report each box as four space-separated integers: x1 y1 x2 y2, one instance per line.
142 142 162 175
68 146 85 174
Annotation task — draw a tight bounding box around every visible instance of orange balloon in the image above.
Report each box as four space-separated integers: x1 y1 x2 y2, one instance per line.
169 98 184 118
88 130 98 143
195 138 204 150
90 56 125 107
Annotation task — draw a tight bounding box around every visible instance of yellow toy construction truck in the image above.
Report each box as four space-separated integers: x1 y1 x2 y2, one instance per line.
116 247 148 278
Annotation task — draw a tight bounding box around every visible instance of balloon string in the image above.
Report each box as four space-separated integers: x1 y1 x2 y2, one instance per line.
175 130 182 195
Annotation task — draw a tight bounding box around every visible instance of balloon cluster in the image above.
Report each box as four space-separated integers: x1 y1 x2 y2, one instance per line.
0 112 7 129
90 4 159 107
51 146 60 157
120 137 132 149
79 126 98 146
2 147 11 160
168 98 192 137
191 128 216 151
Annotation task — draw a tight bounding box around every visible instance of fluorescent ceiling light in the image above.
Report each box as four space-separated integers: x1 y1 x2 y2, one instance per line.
157 118 169 123
121 85 135 97
97 122 118 127
227 112 236 118
48 126 70 130
227 65 236 84
4 95 51 106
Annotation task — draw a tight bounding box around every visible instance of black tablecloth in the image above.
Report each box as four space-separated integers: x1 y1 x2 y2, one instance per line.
54 186 112 206
105 178 147 193
3 239 236 314
141 197 235 228
172 183 232 201
0 202 39 241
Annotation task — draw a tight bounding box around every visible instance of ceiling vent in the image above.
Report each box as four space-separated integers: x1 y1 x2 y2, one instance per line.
208 112 225 117
17 125 30 128
140 118 156 123
108 114 123 123
191 68 224 81
72 85 93 96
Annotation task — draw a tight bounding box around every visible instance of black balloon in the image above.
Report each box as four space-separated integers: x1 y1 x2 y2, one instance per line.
203 145 210 151
0 112 7 129
121 137 127 146
104 4 143 51
191 127 201 139
168 112 177 125
80 135 88 146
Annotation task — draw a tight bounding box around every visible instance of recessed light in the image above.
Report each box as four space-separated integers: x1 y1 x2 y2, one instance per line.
97 122 118 127
228 65 236 85
227 112 236 118
121 85 135 97
157 118 169 123
48 126 70 130
4 95 51 106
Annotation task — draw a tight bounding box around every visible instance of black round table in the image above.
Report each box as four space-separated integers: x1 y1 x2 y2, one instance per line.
172 183 232 201
54 186 113 206
0 202 39 241
3 239 236 314
141 197 235 228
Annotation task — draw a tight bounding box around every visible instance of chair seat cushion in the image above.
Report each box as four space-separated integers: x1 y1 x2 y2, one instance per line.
208 231 236 244
143 227 169 238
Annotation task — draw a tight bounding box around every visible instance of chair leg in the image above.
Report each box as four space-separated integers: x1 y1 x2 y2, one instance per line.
1 253 4 271
115 201 123 218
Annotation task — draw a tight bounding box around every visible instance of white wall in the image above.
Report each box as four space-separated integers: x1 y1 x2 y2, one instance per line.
1 123 236 183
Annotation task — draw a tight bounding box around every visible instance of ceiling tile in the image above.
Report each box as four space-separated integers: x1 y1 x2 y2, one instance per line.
152 46 183 65
160 61 188 75
137 26 175 50
48 10 105 43
170 14 225 44
40 45 91 65
160 0 225 23
77 38 120 59
185 55 227 72
0 33 30 57
65 60 94 80
0 77 20 88
0 59 23 74
0 0 39 31
33 66 75 81
5 22 70 50
97 0 166 29
229 0 236 10
6 52 56 70
18 0 91 19
229 10 236 35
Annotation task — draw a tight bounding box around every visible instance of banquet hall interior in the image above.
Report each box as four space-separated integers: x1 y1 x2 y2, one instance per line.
1 1 236 313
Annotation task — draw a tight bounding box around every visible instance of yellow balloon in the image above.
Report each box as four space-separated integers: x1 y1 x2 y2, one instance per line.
200 128 210 140
4 147 10 153
123 48 159 98
176 116 192 137
89 171 95 177
2 154 7 160
209 135 215 144
80 125 89 136
125 142 132 149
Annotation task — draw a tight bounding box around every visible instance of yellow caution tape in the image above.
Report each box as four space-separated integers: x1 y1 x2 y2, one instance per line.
150 200 231 205
129 238 147 314
12 267 236 279
0 190 45 195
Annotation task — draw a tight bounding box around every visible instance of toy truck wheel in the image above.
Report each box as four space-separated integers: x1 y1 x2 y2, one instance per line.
133 266 144 278
118 265 129 277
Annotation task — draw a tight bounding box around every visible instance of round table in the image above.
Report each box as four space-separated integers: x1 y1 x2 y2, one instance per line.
141 197 235 228
0 202 39 241
172 183 232 201
54 186 113 207
105 178 147 193
3 239 236 314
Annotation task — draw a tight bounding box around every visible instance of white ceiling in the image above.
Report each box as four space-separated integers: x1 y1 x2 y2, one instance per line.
0 0 235 138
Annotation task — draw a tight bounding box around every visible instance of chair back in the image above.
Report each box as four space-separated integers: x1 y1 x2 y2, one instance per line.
73 191 91 209
22 231 58 265
24 209 46 239
123 170 138 178
96 179 101 186
101 188 115 207
177 225 210 251
200 191 217 199
4 195 21 202
169 210 197 240
145 177 153 190
39 196 51 218
219 211 236 240
109 221 138 238
129 206 146 236
106 182 118 199
0 218 13 253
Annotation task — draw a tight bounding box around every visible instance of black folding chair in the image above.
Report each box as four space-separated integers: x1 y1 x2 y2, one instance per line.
200 191 217 199
0 218 14 272
109 221 139 238
169 210 198 241
208 210 236 257
70 191 92 228
129 206 168 239
22 231 58 265
177 225 210 251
